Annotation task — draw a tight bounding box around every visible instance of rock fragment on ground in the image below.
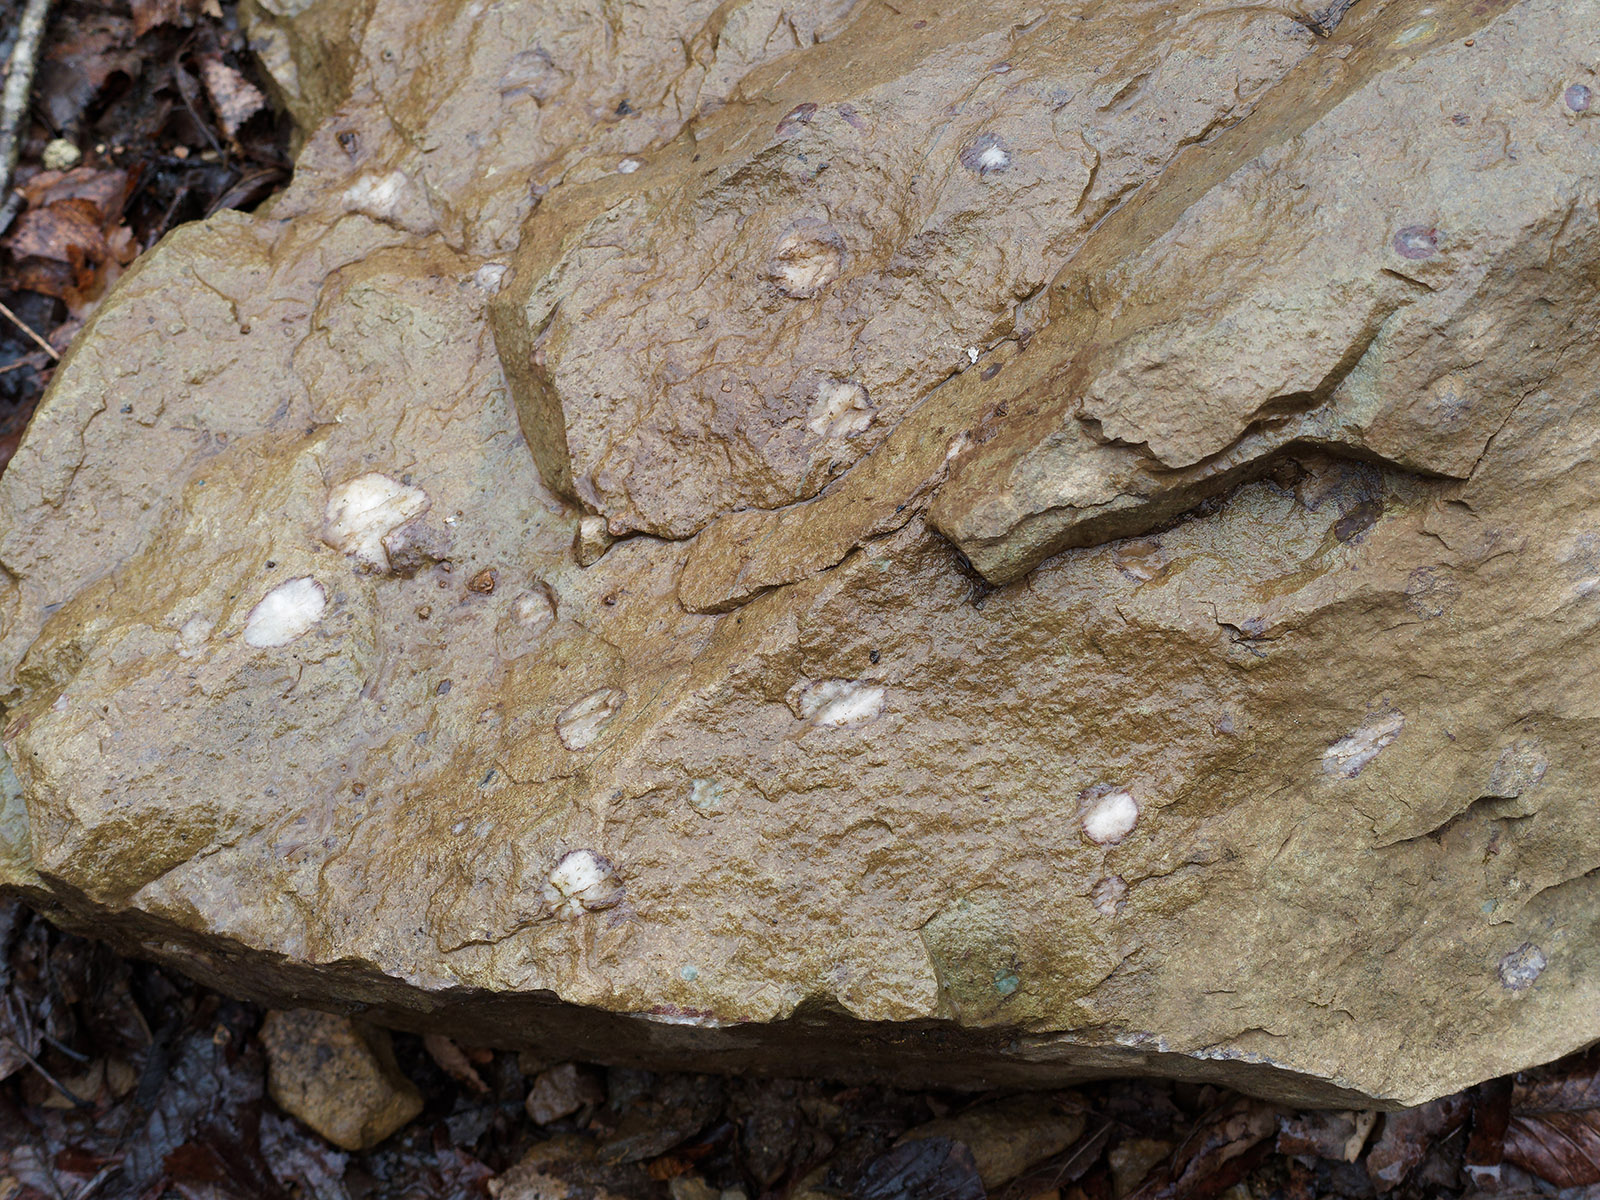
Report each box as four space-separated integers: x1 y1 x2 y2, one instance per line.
526 1062 605 1125
260 1010 423 1150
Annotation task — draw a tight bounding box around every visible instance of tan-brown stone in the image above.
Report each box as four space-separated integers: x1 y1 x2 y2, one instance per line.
0 0 1597 1111
260 1010 422 1150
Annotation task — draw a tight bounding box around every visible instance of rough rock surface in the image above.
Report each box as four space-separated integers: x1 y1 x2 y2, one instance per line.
0 0 1598 1109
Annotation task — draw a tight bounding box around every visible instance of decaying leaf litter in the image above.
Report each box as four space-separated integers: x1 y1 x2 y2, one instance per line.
5 900 1600 1200
0 0 289 471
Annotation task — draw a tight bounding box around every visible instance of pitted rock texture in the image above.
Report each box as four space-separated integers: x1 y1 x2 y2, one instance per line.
1 0 1599 1110
490 1 1327 538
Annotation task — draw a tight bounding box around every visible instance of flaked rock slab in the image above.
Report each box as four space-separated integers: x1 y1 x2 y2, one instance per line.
490 0 1327 538
0 0 1598 1112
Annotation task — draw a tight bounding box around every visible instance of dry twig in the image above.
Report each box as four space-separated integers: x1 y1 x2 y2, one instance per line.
0 296 59 359
0 0 55 234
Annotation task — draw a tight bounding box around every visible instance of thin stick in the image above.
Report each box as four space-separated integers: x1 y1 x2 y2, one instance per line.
40 1030 91 1062
0 0 54 234
1 1034 91 1108
73 1165 120 1200
0 297 58 359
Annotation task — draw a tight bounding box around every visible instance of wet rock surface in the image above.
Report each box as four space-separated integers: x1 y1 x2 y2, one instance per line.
1 0 1598 1110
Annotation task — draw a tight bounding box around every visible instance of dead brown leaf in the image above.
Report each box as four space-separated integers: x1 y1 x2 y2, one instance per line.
1365 1094 1470 1192
35 13 141 130
4 168 139 316
19 166 132 215
199 54 266 137
5 199 111 272
1504 1049 1600 1188
422 1032 489 1094
1276 1111 1376 1163
527 1062 606 1125
130 0 183 37
1127 1098 1279 1200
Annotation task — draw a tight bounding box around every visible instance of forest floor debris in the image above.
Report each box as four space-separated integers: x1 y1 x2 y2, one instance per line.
0 0 289 471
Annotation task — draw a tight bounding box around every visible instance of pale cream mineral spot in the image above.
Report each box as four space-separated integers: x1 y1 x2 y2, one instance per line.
543 849 624 920
978 146 1009 170
808 380 873 439
1322 711 1404 778
341 171 408 220
1092 875 1129 915
1391 18 1438 47
959 132 1012 175
798 679 885 729
574 515 615 566
175 614 215 658
243 577 326 648
689 778 726 816
512 589 555 630
768 219 846 299
323 473 430 570
1082 791 1139 845
472 263 509 291
557 688 625 750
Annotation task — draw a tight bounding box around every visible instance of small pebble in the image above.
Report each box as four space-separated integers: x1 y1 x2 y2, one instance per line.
259 1010 422 1150
42 139 82 170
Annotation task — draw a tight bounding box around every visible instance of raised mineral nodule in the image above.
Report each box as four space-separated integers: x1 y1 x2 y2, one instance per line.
2 0 1598 1107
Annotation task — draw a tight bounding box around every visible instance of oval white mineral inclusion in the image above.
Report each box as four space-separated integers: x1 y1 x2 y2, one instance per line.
1322 711 1404 778
1083 790 1139 845
542 849 624 919
243 577 326 647
556 688 625 750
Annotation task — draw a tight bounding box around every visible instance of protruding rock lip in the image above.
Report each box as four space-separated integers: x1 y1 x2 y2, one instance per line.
926 0 1593 587
480 0 1344 545
0 876 1423 1109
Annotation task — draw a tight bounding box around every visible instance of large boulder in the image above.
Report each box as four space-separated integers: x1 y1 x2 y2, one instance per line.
1 0 1598 1107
